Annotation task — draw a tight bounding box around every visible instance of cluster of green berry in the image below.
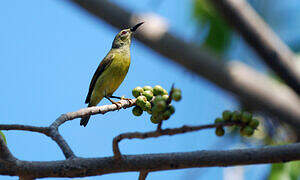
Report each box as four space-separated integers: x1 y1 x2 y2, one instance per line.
215 110 259 137
131 85 181 124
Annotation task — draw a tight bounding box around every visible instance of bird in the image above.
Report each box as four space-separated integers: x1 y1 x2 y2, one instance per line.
80 22 144 127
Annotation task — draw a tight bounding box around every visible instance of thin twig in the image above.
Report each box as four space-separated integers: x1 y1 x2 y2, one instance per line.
51 99 136 128
113 122 240 159
0 125 75 159
138 171 149 180
48 129 76 159
156 122 162 131
0 125 49 135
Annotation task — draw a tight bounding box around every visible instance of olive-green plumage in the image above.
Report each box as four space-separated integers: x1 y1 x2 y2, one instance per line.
80 23 143 127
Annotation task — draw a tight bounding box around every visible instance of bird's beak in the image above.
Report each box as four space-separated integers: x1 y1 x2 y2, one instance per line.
130 22 144 32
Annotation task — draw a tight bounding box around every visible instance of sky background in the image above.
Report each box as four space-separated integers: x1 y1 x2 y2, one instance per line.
0 0 299 179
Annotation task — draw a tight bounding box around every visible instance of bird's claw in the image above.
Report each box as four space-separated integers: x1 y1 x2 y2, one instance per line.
121 96 132 105
113 101 122 110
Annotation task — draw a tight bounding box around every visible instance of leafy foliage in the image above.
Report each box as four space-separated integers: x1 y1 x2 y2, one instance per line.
268 161 300 180
193 0 232 54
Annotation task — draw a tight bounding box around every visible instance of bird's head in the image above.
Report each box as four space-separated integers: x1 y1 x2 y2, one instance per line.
112 22 144 49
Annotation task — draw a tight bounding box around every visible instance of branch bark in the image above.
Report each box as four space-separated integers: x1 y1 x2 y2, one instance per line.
69 0 300 131
0 136 15 162
4 143 300 178
210 0 300 95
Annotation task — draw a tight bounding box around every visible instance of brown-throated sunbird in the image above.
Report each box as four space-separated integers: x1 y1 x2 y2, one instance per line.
80 22 144 127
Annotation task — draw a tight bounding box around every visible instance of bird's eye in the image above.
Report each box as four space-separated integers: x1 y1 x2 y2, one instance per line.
121 31 127 35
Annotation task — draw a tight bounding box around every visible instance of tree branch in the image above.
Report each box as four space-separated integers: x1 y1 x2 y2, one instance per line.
48 129 76 159
0 99 136 160
50 99 136 128
5 143 300 178
113 122 241 159
210 0 300 95
0 102 299 178
69 0 300 131
0 125 48 134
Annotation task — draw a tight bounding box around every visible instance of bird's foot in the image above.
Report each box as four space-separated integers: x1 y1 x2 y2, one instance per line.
109 95 132 105
105 96 122 110
112 101 122 110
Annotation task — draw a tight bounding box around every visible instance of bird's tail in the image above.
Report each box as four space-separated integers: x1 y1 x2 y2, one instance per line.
80 104 92 127
80 115 91 127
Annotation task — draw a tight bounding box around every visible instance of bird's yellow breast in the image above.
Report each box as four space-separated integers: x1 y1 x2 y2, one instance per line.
90 49 130 105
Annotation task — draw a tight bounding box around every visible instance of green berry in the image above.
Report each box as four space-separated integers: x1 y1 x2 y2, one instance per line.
172 91 182 101
142 90 154 101
231 111 241 121
156 100 166 112
153 95 164 104
136 96 147 108
249 119 259 129
151 105 160 114
241 112 252 123
214 117 224 124
215 127 225 137
132 87 144 98
162 94 169 101
143 101 151 111
162 110 172 120
153 85 165 96
240 126 254 137
168 105 175 114
173 88 181 93
143 86 153 92
132 106 143 116
222 110 232 121
150 115 162 124
162 89 168 95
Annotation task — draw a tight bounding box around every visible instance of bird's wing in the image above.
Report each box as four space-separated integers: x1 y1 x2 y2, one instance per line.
85 53 115 104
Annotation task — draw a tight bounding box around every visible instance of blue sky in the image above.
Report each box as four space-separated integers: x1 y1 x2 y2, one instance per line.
1 0 299 179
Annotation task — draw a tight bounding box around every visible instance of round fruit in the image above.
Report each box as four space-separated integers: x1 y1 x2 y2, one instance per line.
215 127 225 137
132 106 143 116
240 126 254 136
162 110 172 120
214 117 224 124
143 86 153 92
142 90 154 101
168 105 175 114
136 96 147 108
156 100 166 112
132 86 144 98
241 112 252 123
153 85 165 96
222 110 232 121
153 95 164 105
144 101 152 111
162 94 169 101
231 111 241 121
150 115 161 124
249 119 259 129
162 89 168 95
172 91 181 101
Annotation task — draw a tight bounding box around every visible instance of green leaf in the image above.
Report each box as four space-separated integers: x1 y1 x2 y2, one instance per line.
0 131 7 144
193 0 232 54
268 162 300 180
